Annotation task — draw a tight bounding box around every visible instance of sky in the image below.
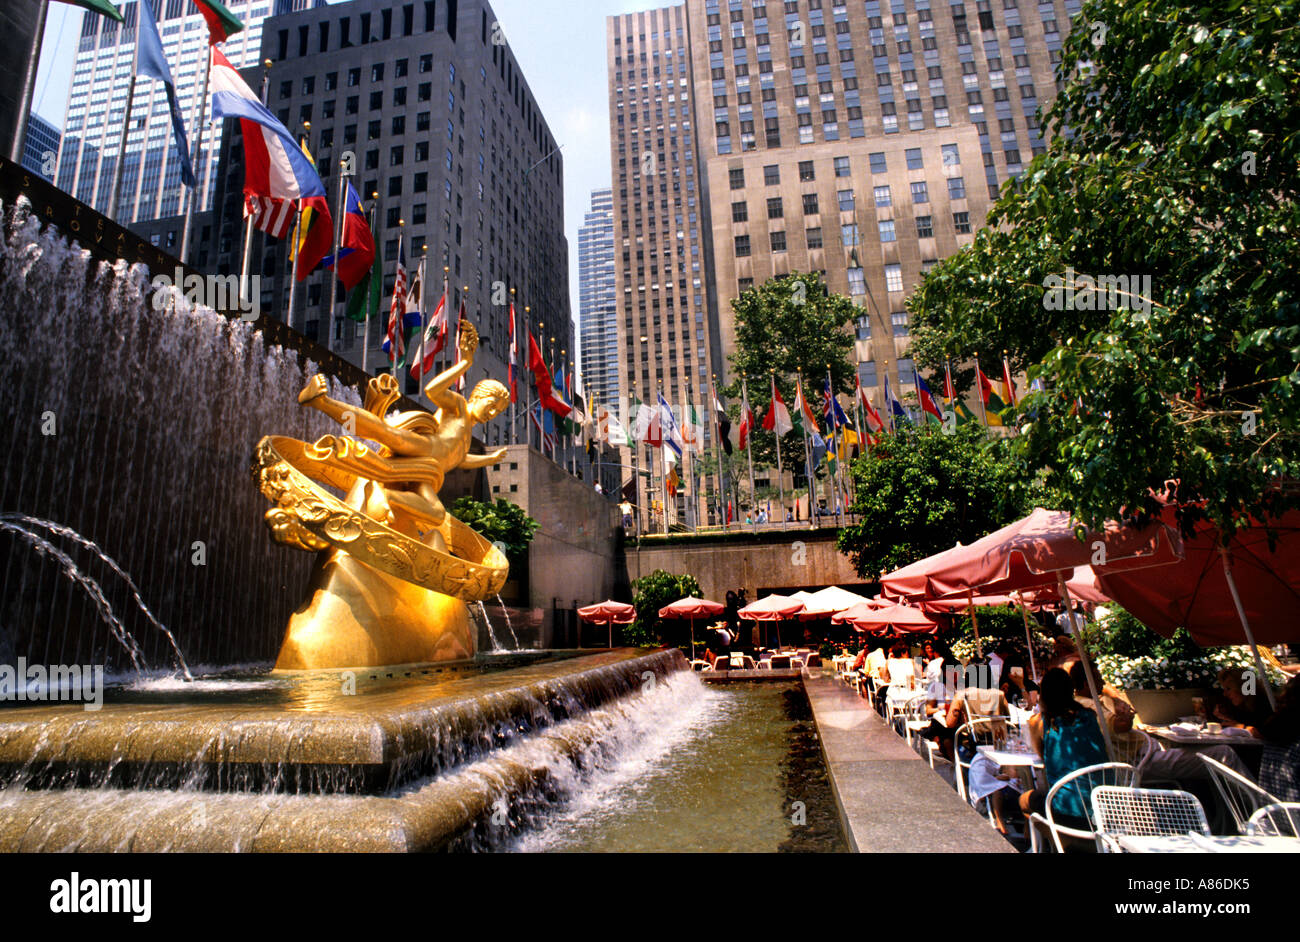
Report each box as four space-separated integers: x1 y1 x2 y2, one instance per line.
30 0 652 356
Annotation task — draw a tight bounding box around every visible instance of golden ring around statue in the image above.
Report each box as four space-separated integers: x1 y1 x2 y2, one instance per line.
252 435 508 602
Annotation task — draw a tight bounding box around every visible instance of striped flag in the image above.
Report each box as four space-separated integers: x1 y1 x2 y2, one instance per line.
189 0 245 44
507 301 518 403
243 194 294 239
383 242 418 365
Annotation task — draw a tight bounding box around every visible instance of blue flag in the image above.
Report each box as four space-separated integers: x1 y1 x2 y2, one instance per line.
885 377 911 426
136 0 195 188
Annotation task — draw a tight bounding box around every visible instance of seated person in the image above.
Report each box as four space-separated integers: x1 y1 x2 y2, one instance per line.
1256 675 1300 802
1215 667 1274 732
1019 668 1109 845
1046 634 1079 673
1000 655 1040 707
966 748 1027 836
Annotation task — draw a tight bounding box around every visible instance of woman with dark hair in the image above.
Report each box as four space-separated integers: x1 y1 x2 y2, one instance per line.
1018 668 1109 838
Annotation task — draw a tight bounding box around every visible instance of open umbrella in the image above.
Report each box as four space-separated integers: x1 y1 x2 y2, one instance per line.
738 594 806 648
577 600 635 649
839 601 940 636
1097 507 1300 709
658 596 726 659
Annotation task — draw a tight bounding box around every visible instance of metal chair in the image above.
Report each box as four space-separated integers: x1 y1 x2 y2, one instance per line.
1200 753 1281 834
1028 762 1137 853
1245 802 1300 838
953 717 1010 806
1090 786 1211 853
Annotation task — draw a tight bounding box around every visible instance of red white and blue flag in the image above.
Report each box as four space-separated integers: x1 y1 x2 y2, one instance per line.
383 242 419 365
322 182 375 291
915 374 944 424
507 301 518 403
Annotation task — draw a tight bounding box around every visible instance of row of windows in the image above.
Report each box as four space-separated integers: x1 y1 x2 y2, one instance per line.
731 211 969 256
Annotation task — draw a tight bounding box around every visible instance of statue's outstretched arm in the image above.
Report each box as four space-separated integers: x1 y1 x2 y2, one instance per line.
422 358 471 404
298 375 424 453
459 447 508 469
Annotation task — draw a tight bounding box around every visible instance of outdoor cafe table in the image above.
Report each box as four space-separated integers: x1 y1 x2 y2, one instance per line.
976 744 1044 770
1141 725 1267 750
1115 834 1300 854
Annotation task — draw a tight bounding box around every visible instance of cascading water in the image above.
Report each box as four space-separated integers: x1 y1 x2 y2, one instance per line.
0 196 360 671
494 593 523 649
476 601 506 652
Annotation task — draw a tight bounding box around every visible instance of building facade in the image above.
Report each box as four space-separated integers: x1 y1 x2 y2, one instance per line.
54 0 318 230
20 112 61 181
610 0 1078 419
210 0 570 456
577 187 619 414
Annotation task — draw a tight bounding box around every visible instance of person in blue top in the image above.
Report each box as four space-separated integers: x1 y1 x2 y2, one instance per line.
1019 667 1109 843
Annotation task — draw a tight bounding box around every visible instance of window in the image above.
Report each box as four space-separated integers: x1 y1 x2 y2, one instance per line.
370 90 383 110
802 192 820 214
859 359 878 386
915 215 933 238
368 119 381 140
869 151 887 173
391 115 405 135
763 164 780 185
905 148 924 170
953 211 971 234
878 219 896 242
388 176 402 197
841 223 859 246
806 226 823 249
731 200 748 222
837 188 855 212
847 267 866 295
348 68 360 87
766 197 783 219
891 311 909 336
941 143 960 167
770 230 787 252
884 263 903 292
947 176 966 199
873 185 892 207
390 145 404 166
856 317 872 341
419 54 433 73
729 168 745 189
798 160 815 181
910 181 929 203
735 234 751 256
834 156 851 177
371 63 385 82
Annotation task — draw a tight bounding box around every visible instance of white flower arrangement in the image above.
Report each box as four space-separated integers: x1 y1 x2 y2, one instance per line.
1097 647 1286 691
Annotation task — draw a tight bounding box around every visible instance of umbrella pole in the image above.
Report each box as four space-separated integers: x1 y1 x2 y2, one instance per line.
1014 593 1040 684
967 589 983 659
1219 546 1279 711
608 618 613 649
690 617 696 662
1056 573 1115 759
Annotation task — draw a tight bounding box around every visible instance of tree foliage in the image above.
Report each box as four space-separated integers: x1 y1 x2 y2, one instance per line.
723 272 858 469
629 569 703 647
450 497 540 558
906 0 1300 535
836 425 1046 580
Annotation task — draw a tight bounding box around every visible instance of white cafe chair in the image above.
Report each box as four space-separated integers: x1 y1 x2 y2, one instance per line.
1028 762 1136 853
1090 785 1210 853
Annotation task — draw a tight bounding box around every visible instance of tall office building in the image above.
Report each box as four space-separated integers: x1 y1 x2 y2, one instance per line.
21 113 61 180
610 0 1077 411
54 0 319 227
211 0 570 455
577 187 618 414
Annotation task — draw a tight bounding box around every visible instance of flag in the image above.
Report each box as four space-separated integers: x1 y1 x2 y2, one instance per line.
666 465 680 499
531 403 556 454
135 0 194 189
452 297 468 391
821 378 850 429
792 380 825 447
528 335 571 417
711 384 733 455
1002 356 1019 408
634 395 661 445
739 388 756 450
597 402 627 445
211 48 331 251
507 302 517 403
977 364 1007 426
762 379 793 436
344 220 382 324
189 0 244 44
321 183 375 290
287 139 333 281
411 285 447 380
658 393 684 458
944 361 957 402
859 380 885 435
683 403 705 452
885 377 910 426
382 242 419 365
56 1 122 23
915 374 944 425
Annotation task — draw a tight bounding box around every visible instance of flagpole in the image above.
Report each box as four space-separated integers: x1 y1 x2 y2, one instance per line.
630 382 641 540
797 374 815 529
769 372 786 530
284 123 308 332
179 33 212 265
391 220 404 381
108 20 143 222
325 157 349 355
11 0 49 164
975 363 990 430
658 383 669 535
361 194 378 375
239 59 273 309
742 376 758 534
509 288 518 444
712 376 726 530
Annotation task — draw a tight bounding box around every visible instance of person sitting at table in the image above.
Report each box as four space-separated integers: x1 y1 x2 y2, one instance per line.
967 746 1027 836
1046 634 1079 673
1214 667 1274 732
1256 674 1300 802
1019 667 1109 847
1000 653 1039 707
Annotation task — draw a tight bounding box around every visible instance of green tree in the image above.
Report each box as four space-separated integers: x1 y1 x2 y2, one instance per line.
836 425 1046 580
629 569 703 647
906 0 1300 536
449 497 540 558
723 272 858 470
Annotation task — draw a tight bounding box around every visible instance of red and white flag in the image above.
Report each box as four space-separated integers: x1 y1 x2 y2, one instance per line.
507 301 518 403
411 283 448 380
384 242 408 364
738 388 756 450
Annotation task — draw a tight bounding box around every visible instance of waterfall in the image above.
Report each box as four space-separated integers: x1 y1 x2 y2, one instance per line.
475 600 505 652
494 593 522 649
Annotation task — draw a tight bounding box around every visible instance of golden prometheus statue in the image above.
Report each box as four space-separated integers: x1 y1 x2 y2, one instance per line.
253 322 510 669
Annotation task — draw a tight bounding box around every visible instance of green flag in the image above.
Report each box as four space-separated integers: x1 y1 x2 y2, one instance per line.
344 228 382 323
58 0 123 22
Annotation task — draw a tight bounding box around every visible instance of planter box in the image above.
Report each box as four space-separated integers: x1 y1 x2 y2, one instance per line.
1122 687 1208 727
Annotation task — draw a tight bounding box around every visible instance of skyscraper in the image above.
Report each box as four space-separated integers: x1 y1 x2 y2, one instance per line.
211 0 571 456
609 0 1077 408
577 187 618 414
54 0 319 226
20 112 61 181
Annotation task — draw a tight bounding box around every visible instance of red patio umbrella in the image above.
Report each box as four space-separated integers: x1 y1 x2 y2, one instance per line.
841 601 940 636
577 600 635 649
829 598 890 625
738 594 806 648
1097 508 1300 709
658 596 726 659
